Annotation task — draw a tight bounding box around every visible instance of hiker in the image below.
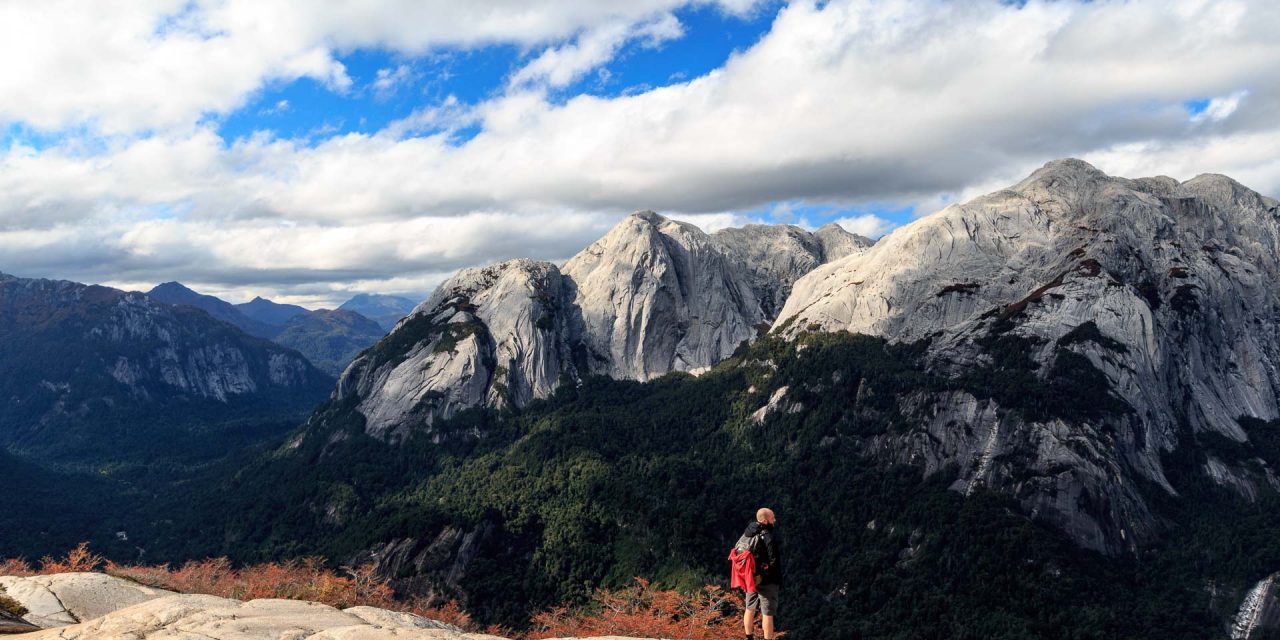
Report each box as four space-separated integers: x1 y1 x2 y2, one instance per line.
729 507 781 640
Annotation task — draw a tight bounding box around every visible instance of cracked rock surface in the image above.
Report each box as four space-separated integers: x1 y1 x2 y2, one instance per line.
0 573 171 629
4 586 652 640
12 594 508 639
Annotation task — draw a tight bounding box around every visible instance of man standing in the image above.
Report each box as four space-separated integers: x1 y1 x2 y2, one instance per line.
740 507 781 640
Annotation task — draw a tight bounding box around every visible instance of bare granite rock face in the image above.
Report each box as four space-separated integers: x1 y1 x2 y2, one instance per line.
0 575 652 640
712 222 871 317
0 573 171 629
776 158 1280 553
14 593 509 639
563 211 766 381
340 259 572 440
307 159 1280 557
335 212 865 439
1233 572 1280 639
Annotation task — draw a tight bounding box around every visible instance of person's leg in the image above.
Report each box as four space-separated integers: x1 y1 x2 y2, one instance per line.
758 584 778 639
744 608 756 637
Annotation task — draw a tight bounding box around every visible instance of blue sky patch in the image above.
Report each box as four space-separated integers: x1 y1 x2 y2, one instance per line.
214 3 783 146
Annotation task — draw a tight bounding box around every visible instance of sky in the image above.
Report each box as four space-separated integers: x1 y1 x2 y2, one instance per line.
0 0 1278 308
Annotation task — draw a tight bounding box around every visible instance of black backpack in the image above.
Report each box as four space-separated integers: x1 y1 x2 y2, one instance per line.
733 530 769 565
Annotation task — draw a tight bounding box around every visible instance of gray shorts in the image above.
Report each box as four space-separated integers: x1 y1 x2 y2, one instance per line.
745 583 780 616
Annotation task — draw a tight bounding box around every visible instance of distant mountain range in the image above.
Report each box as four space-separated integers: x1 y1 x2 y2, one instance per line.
147 283 397 376
338 293 417 331
238 296 309 326
0 274 333 463
148 281 278 338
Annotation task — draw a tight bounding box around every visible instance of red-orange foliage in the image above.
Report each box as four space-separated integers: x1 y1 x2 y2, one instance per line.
38 542 103 574
0 543 105 577
527 577 746 640
0 558 35 577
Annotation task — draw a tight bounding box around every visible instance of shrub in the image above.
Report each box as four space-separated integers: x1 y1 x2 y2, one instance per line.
527 577 748 640
0 591 27 618
0 558 34 577
38 542 103 573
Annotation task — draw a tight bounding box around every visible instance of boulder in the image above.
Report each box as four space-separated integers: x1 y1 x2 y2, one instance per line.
0 572 170 629
15 594 510 639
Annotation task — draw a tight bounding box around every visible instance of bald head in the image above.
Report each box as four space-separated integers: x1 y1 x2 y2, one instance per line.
756 508 776 524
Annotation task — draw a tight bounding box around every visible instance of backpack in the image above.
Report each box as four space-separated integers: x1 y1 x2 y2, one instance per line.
733 530 769 566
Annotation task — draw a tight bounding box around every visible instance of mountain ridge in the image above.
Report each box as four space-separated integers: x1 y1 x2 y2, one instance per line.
0 273 333 462
325 212 871 439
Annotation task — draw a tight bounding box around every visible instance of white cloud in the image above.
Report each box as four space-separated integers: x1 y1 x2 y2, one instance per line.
2 0 1280 304
371 64 416 98
509 13 685 89
831 214 896 239
1192 90 1250 123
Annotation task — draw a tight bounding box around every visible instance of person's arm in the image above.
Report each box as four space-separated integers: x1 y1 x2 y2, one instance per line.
766 533 781 579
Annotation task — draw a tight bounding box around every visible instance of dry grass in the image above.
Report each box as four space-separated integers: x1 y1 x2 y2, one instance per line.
527 577 748 640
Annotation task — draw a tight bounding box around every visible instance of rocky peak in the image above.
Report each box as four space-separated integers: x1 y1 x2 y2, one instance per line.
339 293 418 331
342 259 572 439
563 211 764 381
326 210 872 440
776 159 1280 553
814 222 874 260
1179 172 1279 212
148 281 275 338
713 223 831 317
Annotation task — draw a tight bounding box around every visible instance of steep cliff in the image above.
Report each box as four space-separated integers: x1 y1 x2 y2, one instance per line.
562 211 766 380
335 259 573 440
776 158 1280 553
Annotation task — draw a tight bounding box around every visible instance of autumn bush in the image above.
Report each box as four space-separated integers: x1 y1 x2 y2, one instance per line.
0 542 101 576
527 577 746 640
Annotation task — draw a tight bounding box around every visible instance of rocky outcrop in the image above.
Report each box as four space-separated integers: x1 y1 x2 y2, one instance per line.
14 593 508 639
360 526 488 606
775 158 1280 553
1233 572 1280 639
711 222 871 317
339 260 574 439
329 213 866 439
0 573 171 629
564 211 766 380
0 584 37 634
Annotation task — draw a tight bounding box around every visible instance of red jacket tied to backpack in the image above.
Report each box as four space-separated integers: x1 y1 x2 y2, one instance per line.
728 547 757 593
